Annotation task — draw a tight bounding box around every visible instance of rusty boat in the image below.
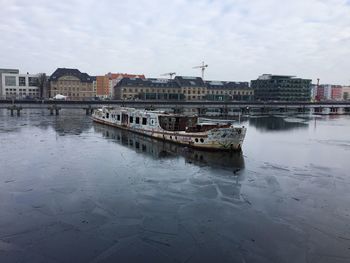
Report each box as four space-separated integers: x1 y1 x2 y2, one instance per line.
92 107 246 151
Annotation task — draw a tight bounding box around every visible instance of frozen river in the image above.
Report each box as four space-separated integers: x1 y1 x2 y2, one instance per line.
0 109 349 262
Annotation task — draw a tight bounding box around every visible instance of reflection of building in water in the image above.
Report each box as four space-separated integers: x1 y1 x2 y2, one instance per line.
52 113 91 135
249 116 309 132
0 109 92 135
93 124 245 170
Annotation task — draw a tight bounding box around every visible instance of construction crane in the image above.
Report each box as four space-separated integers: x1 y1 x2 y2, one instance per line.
160 72 176 79
193 61 208 79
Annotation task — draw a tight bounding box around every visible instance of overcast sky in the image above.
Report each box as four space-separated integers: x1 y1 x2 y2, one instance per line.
1 0 350 84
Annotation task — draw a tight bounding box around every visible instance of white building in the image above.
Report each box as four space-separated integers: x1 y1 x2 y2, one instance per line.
0 69 40 99
323 84 332 100
310 84 317 101
0 68 19 98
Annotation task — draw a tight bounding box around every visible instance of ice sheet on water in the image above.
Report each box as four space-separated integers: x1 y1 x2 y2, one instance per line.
314 139 350 149
283 117 308 123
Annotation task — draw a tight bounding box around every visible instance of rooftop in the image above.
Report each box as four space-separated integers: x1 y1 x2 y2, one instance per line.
49 68 93 83
174 76 206 87
258 74 296 80
0 68 20 74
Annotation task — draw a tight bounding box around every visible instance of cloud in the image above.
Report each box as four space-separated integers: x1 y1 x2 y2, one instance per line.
0 0 349 84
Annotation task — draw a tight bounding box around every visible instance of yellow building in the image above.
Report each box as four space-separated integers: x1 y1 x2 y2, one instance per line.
49 68 95 100
174 76 207 101
114 75 254 101
205 81 254 101
115 77 183 100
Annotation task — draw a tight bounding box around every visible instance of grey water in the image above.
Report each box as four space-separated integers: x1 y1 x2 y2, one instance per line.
0 109 349 263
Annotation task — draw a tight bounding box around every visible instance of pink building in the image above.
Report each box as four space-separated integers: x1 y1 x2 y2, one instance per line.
315 84 342 101
331 85 342 101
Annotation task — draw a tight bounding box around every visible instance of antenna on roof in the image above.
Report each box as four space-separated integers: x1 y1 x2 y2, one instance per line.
193 61 208 79
160 72 176 79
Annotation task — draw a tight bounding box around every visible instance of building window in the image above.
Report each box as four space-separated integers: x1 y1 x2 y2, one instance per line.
19 77 26 86
135 117 140 124
28 77 38 86
129 116 134 123
5 76 16 86
117 115 120 121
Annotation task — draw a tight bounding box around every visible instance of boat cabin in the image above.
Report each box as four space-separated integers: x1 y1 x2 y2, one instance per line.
158 115 230 132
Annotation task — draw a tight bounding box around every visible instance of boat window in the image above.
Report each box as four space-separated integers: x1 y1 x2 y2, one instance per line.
200 138 204 143
135 117 140 124
129 116 134 123
117 115 120 121
195 138 198 142
142 117 147 125
106 113 109 118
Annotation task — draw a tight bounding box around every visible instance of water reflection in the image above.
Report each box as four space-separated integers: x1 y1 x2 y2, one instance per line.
0 109 92 135
52 114 91 136
93 124 245 170
248 116 309 131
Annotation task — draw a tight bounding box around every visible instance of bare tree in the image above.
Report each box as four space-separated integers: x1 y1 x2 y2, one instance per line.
37 73 47 99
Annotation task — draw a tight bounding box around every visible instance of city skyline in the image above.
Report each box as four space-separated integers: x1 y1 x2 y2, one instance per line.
1 0 350 84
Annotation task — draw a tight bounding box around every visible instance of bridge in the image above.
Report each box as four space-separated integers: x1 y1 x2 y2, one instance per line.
1 100 350 116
